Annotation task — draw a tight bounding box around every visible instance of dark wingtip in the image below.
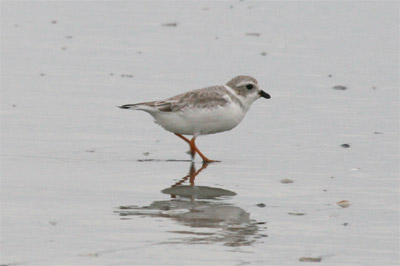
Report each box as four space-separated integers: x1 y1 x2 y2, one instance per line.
118 105 130 109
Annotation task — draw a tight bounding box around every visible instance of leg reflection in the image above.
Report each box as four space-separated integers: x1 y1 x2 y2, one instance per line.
172 162 209 187
170 162 209 198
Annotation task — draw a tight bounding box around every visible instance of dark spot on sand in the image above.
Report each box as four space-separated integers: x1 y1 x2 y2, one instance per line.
246 32 261 37
288 212 306 216
162 22 178 27
299 257 322 262
340 144 350 148
332 85 348 90
280 178 294 184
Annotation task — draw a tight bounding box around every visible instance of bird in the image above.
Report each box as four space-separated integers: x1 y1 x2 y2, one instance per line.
119 75 271 163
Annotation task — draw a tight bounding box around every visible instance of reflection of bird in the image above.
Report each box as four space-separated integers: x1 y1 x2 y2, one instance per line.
119 76 271 162
116 200 259 246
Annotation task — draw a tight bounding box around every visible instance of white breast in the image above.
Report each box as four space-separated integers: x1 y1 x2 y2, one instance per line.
151 101 247 136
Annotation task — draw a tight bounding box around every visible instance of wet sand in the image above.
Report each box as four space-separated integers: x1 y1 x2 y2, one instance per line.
1 1 399 265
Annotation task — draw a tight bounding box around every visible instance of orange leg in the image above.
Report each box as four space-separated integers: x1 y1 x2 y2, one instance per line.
189 137 212 163
174 133 219 163
174 133 195 158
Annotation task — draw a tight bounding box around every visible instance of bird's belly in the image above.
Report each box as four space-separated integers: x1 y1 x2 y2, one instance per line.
152 105 245 136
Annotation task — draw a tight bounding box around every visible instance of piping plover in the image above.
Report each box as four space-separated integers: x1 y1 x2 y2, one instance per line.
119 75 271 163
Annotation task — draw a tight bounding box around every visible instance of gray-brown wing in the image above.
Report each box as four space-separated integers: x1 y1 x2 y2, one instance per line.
156 85 232 112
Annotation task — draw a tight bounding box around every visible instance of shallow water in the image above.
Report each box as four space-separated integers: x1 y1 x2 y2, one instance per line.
1 1 399 265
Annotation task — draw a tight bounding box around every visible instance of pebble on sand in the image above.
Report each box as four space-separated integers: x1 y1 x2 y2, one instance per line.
337 200 350 208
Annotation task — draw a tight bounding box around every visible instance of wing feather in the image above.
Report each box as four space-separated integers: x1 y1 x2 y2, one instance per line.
120 86 236 113
157 85 232 112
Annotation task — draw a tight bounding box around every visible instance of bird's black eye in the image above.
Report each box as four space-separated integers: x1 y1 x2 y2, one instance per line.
246 84 253 90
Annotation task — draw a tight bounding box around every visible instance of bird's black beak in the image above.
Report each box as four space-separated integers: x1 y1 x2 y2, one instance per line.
259 90 271 99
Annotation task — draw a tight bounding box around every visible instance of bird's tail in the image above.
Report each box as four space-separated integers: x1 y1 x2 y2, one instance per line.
118 103 141 110
118 101 158 112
